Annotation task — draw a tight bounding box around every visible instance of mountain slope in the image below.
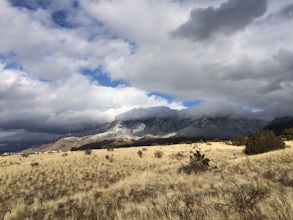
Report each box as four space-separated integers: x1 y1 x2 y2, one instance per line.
264 116 293 135
24 116 265 152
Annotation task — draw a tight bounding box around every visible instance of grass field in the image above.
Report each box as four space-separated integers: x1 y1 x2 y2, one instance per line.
0 141 292 220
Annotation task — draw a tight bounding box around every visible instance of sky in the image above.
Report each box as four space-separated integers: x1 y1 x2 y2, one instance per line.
0 0 293 150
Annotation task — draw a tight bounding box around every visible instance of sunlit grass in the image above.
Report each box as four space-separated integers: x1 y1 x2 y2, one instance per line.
0 141 292 219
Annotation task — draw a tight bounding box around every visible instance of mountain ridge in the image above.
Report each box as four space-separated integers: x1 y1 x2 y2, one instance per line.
22 116 266 153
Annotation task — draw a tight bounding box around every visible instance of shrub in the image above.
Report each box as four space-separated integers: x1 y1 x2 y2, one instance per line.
154 150 164 158
31 162 39 167
178 150 210 174
231 135 248 146
245 130 285 155
105 155 114 162
70 147 79 151
137 150 143 158
173 152 185 160
282 128 293 140
85 149 92 155
104 144 115 151
212 138 221 142
21 153 30 158
232 184 269 212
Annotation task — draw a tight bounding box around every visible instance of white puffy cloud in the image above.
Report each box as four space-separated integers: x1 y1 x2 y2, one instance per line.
85 0 292 118
0 62 183 147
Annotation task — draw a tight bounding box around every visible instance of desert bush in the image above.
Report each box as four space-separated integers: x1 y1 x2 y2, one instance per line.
137 150 143 158
21 153 30 157
70 147 79 151
105 155 114 162
31 162 39 167
154 150 164 158
85 149 92 155
104 144 115 151
231 135 248 146
178 150 210 174
184 140 193 144
245 130 285 155
282 128 293 140
212 138 221 142
232 184 269 212
173 152 185 160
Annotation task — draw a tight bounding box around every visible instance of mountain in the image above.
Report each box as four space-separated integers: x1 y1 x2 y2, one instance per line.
23 116 266 153
263 116 293 135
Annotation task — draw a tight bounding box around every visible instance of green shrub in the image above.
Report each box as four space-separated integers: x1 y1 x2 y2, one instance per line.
245 130 285 155
231 135 248 146
282 128 293 140
178 150 210 174
70 147 79 151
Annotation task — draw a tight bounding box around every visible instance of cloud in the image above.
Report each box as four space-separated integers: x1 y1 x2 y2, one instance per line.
270 3 293 20
116 106 179 121
279 3 293 19
179 100 265 120
171 0 268 41
0 63 183 147
1 0 293 150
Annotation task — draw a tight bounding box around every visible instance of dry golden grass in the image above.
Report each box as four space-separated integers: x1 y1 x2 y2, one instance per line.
0 141 292 220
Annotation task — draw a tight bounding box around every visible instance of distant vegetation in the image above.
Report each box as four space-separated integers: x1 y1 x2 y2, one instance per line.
245 130 285 155
230 135 248 146
282 128 293 141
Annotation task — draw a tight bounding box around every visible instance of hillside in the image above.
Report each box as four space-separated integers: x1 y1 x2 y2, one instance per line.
1 141 292 219
264 116 293 135
23 116 266 153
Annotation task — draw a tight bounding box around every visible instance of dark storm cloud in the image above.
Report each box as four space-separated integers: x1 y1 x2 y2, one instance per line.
171 0 268 41
274 3 293 19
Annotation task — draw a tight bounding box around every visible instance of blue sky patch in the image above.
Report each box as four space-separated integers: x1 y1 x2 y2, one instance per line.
51 10 75 28
81 67 129 88
0 52 23 70
3 62 23 71
183 100 205 108
72 1 79 9
243 106 263 113
148 92 204 108
9 0 50 10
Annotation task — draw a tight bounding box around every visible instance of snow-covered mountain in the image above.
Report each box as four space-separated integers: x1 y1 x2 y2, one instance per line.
24 115 266 152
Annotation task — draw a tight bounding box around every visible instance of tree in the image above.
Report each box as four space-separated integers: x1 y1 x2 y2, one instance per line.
282 128 293 140
245 130 285 155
